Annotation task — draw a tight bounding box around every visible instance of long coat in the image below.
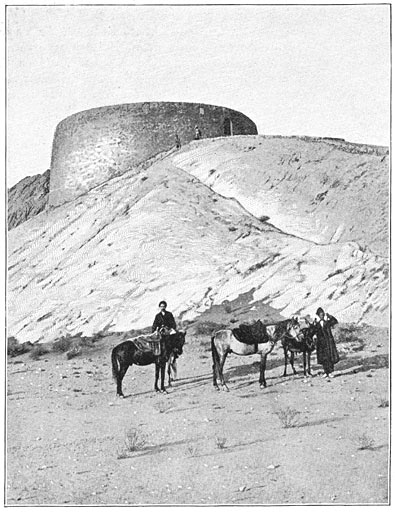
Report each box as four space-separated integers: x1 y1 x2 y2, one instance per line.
152 311 177 332
315 314 339 367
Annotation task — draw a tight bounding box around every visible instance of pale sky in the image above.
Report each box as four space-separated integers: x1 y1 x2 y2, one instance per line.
6 4 390 186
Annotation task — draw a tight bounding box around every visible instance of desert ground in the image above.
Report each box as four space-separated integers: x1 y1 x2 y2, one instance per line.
7 319 389 505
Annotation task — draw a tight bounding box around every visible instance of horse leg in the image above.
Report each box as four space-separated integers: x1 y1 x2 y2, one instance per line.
168 356 177 386
290 352 297 375
283 346 288 377
211 337 220 390
155 363 160 392
259 353 268 389
167 356 173 387
218 352 229 392
116 364 129 398
303 351 307 376
307 352 312 376
160 362 167 393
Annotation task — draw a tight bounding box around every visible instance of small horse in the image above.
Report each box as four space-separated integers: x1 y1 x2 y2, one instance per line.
282 321 318 377
111 327 186 397
211 318 301 390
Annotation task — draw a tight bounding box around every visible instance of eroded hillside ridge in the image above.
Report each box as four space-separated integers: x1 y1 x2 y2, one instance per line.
8 144 388 344
8 170 50 230
173 135 388 256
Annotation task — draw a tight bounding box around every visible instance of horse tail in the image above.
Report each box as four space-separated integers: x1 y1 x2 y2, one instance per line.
111 347 120 381
211 335 219 367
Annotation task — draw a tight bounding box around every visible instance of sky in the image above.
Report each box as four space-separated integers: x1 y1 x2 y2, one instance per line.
6 4 390 187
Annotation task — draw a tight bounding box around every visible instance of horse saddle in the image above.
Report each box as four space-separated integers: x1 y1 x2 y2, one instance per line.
232 320 268 345
132 333 162 356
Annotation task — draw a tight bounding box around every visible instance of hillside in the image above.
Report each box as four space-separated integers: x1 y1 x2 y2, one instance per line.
174 136 388 256
8 136 388 344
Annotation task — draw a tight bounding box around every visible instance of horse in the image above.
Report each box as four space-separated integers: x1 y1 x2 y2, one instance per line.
111 327 186 397
211 318 301 391
282 321 318 377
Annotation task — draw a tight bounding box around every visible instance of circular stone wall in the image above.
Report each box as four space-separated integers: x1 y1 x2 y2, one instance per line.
49 102 258 206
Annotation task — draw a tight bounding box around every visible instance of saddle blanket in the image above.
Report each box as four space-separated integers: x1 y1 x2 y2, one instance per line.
130 333 162 356
232 320 268 345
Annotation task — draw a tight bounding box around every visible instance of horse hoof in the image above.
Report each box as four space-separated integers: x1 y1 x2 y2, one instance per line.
260 384 266 390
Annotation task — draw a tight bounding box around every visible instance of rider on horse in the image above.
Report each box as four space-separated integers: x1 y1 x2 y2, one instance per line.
152 301 177 355
152 301 177 333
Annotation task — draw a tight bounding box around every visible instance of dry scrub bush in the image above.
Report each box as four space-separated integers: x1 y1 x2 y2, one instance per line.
357 433 374 450
66 346 82 359
275 407 301 428
378 397 389 408
52 335 73 353
30 344 50 360
193 321 227 336
117 428 147 459
186 444 199 457
215 435 228 450
7 337 32 357
155 399 174 414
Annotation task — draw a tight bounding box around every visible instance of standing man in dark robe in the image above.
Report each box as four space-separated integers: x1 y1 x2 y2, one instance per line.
315 307 339 380
152 301 177 333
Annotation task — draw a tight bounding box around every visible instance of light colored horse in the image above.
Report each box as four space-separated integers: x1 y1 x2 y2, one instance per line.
211 318 301 390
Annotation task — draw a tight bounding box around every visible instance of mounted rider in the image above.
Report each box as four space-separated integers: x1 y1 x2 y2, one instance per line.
152 301 177 355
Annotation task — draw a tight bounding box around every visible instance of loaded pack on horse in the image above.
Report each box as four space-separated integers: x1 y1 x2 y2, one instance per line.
282 320 319 377
211 318 301 390
111 326 186 397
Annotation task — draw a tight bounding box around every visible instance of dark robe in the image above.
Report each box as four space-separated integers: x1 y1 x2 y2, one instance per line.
152 311 177 332
315 314 339 373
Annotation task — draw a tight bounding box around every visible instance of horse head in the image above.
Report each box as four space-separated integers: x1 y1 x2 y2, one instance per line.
287 317 302 341
170 331 186 356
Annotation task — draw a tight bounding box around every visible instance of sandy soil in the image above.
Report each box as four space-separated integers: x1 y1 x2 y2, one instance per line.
7 323 389 505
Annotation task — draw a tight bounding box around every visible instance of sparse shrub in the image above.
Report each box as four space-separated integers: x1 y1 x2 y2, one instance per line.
117 428 147 459
357 433 374 450
155 400 174 414
378 397 389 408
336 324 365 347
30 344 50 360
215 435 227 450
7 337 19 357
224 303 232 314
186 444 199 457
275 407 300 428
193 321 227 336
52 335 72 353
7 337 32 357
66 345 82 360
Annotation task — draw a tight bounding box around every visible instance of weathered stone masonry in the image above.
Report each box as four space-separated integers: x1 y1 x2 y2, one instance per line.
49 102 258 206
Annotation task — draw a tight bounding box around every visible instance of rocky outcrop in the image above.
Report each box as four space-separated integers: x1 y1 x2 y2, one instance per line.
8 170 50 230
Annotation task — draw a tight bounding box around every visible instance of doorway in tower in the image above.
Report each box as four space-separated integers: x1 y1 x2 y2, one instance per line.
223 118 233 136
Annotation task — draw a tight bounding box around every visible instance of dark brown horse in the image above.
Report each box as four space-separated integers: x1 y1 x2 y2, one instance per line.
211 318 301 390
282 321 318 377
111 327 186 397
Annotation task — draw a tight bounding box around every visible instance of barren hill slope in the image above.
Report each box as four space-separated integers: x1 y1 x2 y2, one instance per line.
173 136 388 256
8 143 388 344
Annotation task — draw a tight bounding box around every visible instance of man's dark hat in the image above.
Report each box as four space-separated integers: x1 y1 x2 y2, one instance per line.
159 300 167 307
316 307 324 316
